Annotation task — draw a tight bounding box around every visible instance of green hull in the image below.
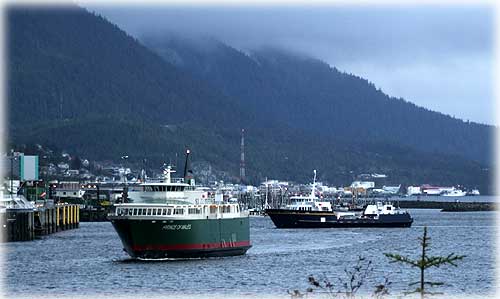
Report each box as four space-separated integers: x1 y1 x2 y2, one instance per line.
110 216 251 259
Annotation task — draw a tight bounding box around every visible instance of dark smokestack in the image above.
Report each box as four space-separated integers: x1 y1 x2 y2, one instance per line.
183 149 193 184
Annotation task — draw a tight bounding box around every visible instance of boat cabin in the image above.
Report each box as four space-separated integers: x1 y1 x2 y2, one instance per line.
113 203 243 219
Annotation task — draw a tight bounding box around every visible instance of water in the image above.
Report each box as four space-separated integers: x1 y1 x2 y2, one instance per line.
2 209 497 298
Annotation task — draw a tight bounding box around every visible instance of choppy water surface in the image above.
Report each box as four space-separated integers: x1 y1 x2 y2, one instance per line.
3 208 497 298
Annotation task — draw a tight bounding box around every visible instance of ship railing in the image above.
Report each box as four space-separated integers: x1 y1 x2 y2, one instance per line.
141 178 186 184
114 203 244 218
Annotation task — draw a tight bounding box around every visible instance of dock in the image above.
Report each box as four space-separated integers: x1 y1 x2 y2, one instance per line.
0 197 80 242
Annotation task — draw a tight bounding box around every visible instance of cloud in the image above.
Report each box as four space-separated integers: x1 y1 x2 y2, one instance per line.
87 4 494 125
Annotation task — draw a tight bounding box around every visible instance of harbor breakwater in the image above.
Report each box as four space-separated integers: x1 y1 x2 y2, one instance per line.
397 200 496 211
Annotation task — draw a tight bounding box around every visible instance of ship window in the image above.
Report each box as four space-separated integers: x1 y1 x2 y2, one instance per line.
152 209 157 216
128 209 133 216
174 208 184 215
387 207 391 210
188 208 201 214
147 209 152 215
137 209 142 216
210 206 217 214
133 209 138 216
167 209 172 215
161 209 166 215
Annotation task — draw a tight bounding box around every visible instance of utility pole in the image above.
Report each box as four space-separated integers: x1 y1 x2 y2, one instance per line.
240 129 246 184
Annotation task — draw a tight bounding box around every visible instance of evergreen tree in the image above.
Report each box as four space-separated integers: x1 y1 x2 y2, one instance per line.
384 226 465 298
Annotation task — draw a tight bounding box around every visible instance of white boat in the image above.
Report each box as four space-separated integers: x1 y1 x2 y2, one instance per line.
382 185 401 194
442 189 467 197
423 188 442 195
467 189 480 196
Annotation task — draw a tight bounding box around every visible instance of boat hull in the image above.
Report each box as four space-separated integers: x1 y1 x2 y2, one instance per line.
110 216 251 259
265 209 413 228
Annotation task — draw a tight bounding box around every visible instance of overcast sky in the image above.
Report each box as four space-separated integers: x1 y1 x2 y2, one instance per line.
87 4 495 125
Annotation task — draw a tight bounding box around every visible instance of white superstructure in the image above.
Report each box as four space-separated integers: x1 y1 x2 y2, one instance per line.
127 166 208 205
284 170 332 212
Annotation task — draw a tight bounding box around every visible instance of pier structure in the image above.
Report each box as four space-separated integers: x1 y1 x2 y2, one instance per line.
34 201 80 236
0 197 80 242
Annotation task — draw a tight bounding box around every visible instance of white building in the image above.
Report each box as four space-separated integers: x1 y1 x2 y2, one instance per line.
350 181 375 189
407 186 422 196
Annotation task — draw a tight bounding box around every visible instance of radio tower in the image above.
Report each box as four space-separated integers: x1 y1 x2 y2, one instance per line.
240 129 246 183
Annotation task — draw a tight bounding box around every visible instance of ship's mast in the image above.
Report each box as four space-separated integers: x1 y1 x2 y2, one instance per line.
164 165 175 184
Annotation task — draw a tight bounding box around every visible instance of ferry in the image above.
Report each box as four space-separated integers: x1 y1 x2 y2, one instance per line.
265 170 413 228
108 151 251 259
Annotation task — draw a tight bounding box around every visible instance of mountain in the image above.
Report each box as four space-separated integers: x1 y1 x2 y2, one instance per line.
7 6 493 193
142 35 494 166
7 7 247 129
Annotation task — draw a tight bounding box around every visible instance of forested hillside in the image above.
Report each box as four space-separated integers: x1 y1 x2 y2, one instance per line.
143 35 493 165
7 6 493 193
7 7 245 129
